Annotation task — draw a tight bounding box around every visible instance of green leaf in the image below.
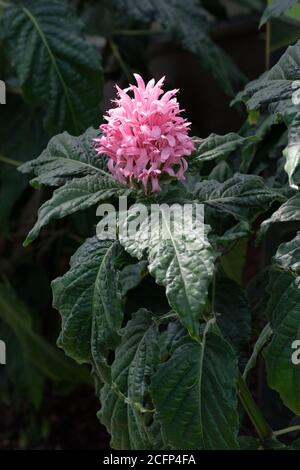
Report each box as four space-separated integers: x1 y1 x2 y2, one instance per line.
0 282 91 387
243 323 273 379
260 0 300 27
19 128 107 187
221 239 248 286
235 40 300 188
215 276 251 366
194 174 283 221
211 221 251 247
259 191 299 239
119 204 216 338
208 161 233 182
100 309 161 450
264 235 300 414
151 331 239 449
20 127 129 245
274 231 300 273
193 133 246 163
119 260 148 296
52 237 123 377
0 0 103 135
24 173 127 245
114 0 245 96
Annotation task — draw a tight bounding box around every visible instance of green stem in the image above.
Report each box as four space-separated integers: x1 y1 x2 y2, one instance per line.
237 373 273 442
0 155 20 167
108 39 131 81
274 425 300 437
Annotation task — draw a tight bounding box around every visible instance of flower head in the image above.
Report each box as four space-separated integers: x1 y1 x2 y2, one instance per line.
95 74 195 193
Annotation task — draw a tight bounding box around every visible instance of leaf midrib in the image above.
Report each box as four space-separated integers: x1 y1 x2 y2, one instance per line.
22 7 79 134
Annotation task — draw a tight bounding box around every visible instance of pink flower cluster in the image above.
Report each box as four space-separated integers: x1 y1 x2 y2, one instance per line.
95 74 195 193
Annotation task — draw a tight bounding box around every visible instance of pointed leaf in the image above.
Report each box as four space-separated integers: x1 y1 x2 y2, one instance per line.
100 309 161 449
0 0 103 135
151 332 239 449
52 238 123 375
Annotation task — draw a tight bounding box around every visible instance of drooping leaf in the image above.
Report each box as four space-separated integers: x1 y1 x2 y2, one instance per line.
0 282 91 386
243 323 273 380
24 173 128 245
19 128 106 187
151 331 239 449
259 191 300 239
0 0 103 135
119 203 216 338
20 127 129 245
52 237 123 377
100 309 162 450
211 221 251 248
264 235 300 414
194 174 283 221
114 0 245 95
260 0 300 27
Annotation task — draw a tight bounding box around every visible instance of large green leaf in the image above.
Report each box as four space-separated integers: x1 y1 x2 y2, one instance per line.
24 173 127 245
52 237 123 377
0 282 91 386
259 191 300 239
20 127 129 245
0 0 103 135
235 40 300 188
264 234 300 414
114 0 245 96
100 309 162 450
194 174 283 221
19 128 107 187
119 204 216 338
151 331 239 449
260 0 300 27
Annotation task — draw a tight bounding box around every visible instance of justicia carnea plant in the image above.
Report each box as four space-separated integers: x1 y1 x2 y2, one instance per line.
20 62 300 449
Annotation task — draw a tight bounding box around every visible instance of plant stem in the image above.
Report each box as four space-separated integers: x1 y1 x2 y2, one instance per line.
108 38 131 81
237 373 273 442
274 425 300 437
0 155 20 167
265 21 271 70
